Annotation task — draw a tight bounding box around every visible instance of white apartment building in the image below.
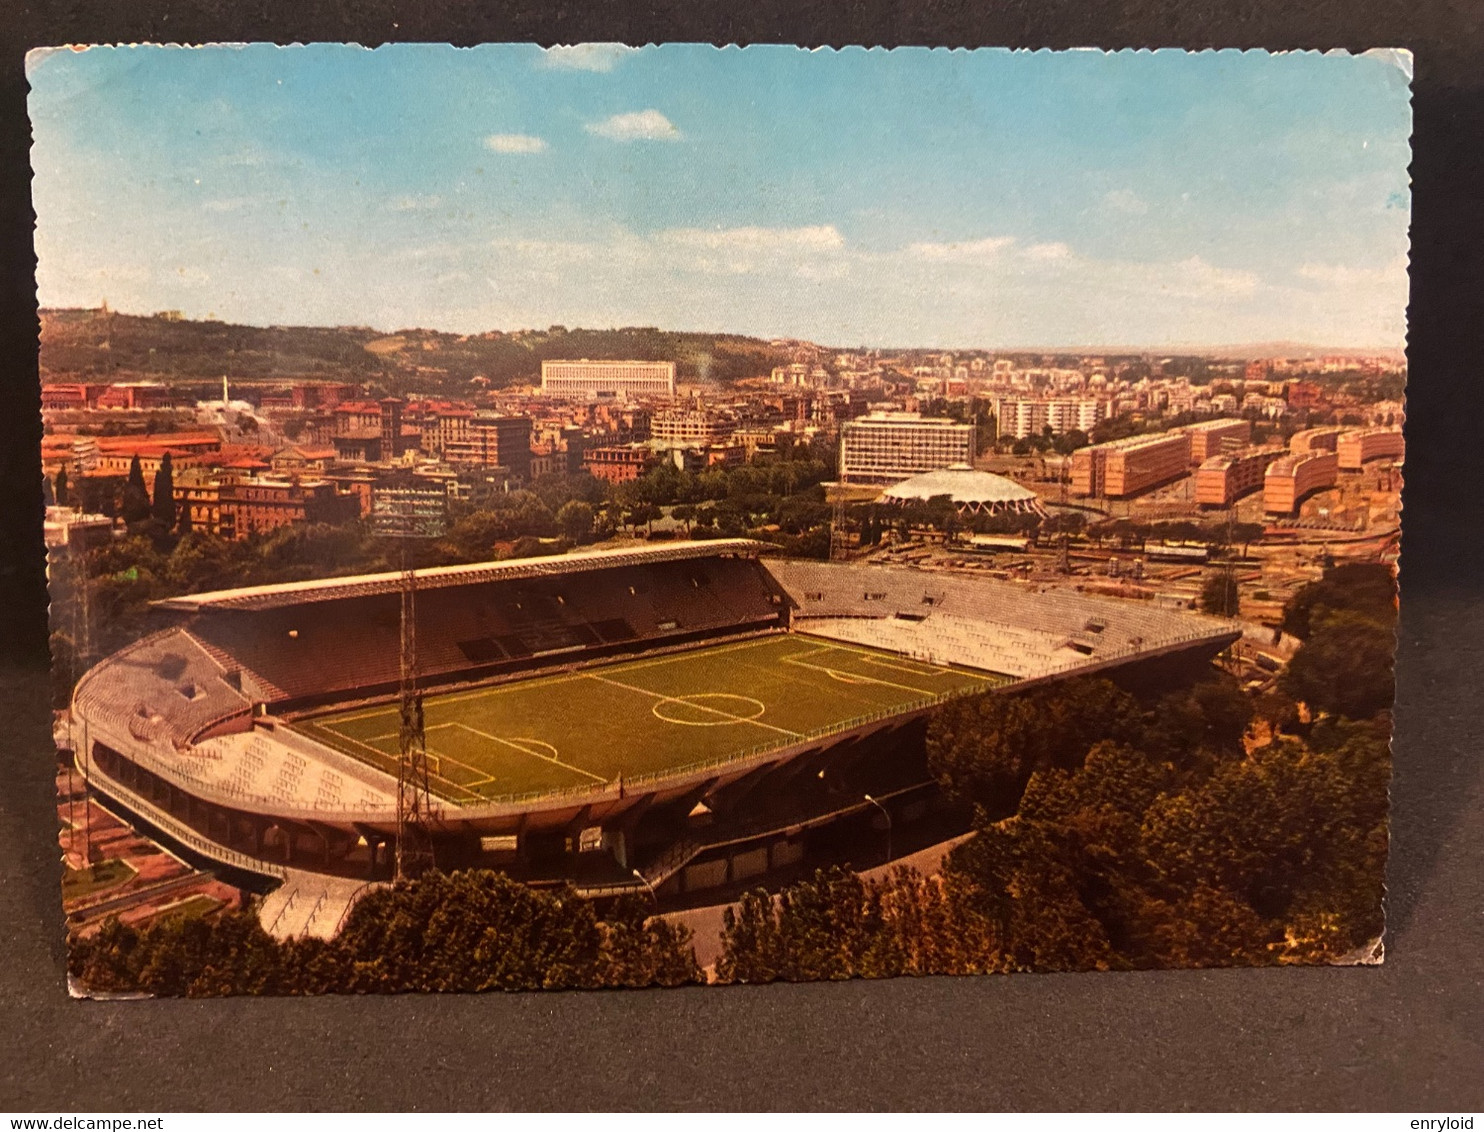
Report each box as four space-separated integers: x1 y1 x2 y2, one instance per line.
540 359 676 399
839 411 976 485
993 396 1108 440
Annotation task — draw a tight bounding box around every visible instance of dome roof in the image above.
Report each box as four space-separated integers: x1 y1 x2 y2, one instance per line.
880 464 1039 506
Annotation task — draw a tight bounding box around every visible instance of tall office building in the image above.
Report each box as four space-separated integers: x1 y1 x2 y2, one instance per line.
839 412 976 485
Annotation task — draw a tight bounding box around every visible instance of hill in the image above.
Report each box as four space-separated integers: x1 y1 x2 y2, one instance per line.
38 308 798 393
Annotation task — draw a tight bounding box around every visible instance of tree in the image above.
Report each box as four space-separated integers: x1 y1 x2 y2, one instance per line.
54 464 69 508
121 455 152 524
716 866 1000 984
1276 563 1397 721
1280 611 1396 720
554 499 595 543
1230 522 1265 559
1052 429 1088 456
1199 569 1240 616
151 451 176 529
625 503 661 535
1281 563 1397 640
69 869 702 996
926 677 1143 819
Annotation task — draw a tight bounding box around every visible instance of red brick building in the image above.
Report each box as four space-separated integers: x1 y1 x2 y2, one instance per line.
582 445 656 484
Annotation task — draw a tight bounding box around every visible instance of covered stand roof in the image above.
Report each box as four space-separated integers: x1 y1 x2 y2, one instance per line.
152 538 770 613
879 465 1046 515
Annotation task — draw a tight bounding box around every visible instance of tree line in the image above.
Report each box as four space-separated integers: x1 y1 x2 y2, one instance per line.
716 562 1396 978
69 872 701 996
66 562 1396 993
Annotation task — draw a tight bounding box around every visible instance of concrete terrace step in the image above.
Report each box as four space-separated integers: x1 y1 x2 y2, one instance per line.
259 868 380 940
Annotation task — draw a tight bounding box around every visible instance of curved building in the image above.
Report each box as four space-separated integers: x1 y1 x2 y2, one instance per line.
1264 450 1339 514
65 541 1241 926
878 464 1047 517
1195 446 1286 508
1336 427 1404 469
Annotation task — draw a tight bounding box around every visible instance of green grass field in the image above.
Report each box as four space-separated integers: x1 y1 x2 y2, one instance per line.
291 633 1007 805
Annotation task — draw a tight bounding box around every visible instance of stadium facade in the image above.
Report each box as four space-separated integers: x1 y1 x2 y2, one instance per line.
64 541 1240 931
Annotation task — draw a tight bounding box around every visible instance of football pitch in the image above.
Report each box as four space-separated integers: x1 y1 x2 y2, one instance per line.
291 634 1008 805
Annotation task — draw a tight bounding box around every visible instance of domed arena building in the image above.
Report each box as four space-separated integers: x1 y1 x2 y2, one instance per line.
878 464 1048 519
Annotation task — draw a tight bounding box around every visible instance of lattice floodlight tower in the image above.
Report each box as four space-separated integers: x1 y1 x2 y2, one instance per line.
372 488 448 881
829 493 848 561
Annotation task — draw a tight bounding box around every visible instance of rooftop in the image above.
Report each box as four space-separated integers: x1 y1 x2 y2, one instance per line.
151 538 770 613
1184 417 1250 433
880 464 1039 506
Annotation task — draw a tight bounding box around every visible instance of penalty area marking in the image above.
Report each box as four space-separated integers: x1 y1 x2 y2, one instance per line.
446 723 607 784
858 653 961 678
305 723 482 801
782 654 941 696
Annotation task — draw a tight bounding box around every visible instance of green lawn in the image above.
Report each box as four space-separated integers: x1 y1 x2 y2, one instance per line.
143 894 225 925
292 633 1006 805
62 858 138 901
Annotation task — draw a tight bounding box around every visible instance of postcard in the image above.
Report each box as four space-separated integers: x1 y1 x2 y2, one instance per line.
29 43 1409 995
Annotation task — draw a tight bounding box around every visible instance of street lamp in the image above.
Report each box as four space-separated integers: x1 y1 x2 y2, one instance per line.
862 794 892 865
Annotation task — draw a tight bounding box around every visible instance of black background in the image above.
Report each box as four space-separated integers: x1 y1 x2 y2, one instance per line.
1 0 1481 1112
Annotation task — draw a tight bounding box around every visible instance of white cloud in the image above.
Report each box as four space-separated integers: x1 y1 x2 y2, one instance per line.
485 224 849 283
539 44 635 72
389 194 443 212
659 225 845 251
585 109 681 142
1161 256 1260 298
1104 188 1150 215
1296 258 1407 289
907 235 1015 262
484 133 548 154
95 264 151 286
1023 241 1072 261
202 196 258 214
489 236 606 265
215 148 269 168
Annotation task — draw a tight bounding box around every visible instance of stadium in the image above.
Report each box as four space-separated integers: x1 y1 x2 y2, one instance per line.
64 540 1240 934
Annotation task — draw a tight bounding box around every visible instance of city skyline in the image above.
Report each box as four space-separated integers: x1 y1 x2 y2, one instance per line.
29 44 1412 350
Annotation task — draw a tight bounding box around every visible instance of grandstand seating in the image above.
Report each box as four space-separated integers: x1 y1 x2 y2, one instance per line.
184 553 785 706
73 629 252 747
766 560 1226 677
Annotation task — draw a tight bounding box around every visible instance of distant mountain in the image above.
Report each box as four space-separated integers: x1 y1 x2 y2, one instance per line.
38 308 797 391
39 308 1403 388
983 340 1406 361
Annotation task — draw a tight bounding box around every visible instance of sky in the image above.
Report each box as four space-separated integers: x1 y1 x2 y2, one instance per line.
27 44 1413 349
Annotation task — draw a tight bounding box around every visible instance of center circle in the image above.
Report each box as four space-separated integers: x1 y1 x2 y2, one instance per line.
652 693 768 726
